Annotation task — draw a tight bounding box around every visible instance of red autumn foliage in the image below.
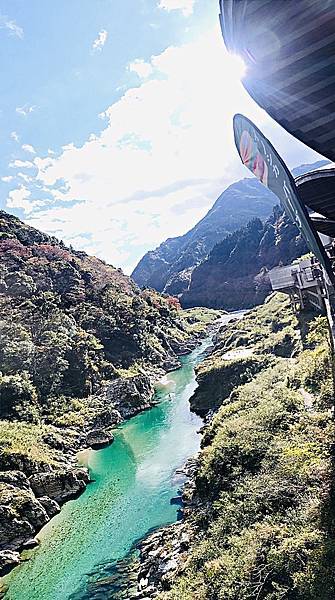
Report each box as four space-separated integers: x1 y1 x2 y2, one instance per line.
33 244 72 262
0 239 32 258
166 295 181 310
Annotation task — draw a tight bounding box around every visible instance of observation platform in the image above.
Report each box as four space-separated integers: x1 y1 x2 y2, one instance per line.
268 258 325 313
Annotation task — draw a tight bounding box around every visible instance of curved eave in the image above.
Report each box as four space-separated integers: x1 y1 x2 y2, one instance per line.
295 168 335 224
219 0 335 162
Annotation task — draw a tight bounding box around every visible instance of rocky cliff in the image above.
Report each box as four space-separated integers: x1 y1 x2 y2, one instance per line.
181 206 308 310
131 178 278 292
132 160 329 298
132 161 327 308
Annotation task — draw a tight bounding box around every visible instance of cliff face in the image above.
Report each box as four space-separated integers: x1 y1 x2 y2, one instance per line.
181 207 308 310
131 178 278 291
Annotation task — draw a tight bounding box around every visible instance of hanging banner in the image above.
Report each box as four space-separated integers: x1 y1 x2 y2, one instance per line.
233 113 335 285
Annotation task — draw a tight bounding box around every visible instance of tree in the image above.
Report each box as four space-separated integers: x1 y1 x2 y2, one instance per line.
0 372 39 422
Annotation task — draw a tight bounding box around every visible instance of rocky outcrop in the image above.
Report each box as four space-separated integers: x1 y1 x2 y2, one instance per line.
38 496 60 518
0 474 50 571
97 375 155 419
29 467 90 503
190 354 271 416
0 452 52 476
0 550 20 577
86 429 114 449
89 407 122 429
0 466 90 575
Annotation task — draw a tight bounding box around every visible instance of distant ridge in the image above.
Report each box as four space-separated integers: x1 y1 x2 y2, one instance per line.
132 177 278 292
132 160 328 301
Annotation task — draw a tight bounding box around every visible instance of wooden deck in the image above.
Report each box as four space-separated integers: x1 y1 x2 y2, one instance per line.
268 259 325 312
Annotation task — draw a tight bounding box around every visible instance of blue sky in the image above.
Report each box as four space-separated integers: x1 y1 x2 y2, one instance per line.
0 0 323 272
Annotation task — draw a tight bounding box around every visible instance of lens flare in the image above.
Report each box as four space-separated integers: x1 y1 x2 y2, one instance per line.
227 53 246 81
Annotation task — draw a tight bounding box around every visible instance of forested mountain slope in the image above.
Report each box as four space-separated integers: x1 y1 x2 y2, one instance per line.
132 161 327 298
181 206 308 310
0 209 219 575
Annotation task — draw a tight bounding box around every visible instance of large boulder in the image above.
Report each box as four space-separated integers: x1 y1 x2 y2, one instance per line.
29 467 90 503
90 408 122 429
86 429 114 450
0 479 49 551
98 376 154 419
0 550 20 576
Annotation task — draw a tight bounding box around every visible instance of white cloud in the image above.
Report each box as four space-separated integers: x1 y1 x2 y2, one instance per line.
92 29 108 52
6 186 44 214
17 172 32 183
11 131 19 142
22 143 36 154
7 186 31 211
9 159 34 169
158 0 196 17
1 176 14 183
16 105 37 117
16 24 322 272
128 59 153 79
0 15 23 39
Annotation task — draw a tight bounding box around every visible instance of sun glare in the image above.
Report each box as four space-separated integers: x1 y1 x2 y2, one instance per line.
226 53 246 82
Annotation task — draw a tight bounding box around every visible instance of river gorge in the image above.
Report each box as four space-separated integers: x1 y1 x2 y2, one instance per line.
1 324 226 600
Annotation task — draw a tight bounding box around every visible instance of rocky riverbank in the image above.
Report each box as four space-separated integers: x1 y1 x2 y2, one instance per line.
124 293 335 600
0 315 221 578
128 458 199 600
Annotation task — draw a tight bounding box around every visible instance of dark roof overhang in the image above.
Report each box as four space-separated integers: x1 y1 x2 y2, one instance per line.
219 0 335 161
310 216 335 238
295 168 335 219
295 168 335 237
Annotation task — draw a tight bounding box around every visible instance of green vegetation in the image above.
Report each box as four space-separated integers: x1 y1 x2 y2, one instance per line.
181 307 222 336
0 210 218 471
0 421 69 470
159 293 335 599
190 294 300 415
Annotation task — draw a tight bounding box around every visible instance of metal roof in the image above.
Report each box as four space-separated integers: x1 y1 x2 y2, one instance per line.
309 216 335 237
295 168 335 237
220 0 335 161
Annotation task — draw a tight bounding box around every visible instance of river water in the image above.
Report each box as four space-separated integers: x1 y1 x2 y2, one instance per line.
2 334 217 600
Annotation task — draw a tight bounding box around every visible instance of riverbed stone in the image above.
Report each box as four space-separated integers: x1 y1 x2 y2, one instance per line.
22 538 39 549
0 550 20 576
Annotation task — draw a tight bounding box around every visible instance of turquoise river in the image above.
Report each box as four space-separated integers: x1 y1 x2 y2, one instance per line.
1 330 223 600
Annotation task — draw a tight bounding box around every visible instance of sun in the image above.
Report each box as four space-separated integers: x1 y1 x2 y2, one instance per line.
225 53 247 82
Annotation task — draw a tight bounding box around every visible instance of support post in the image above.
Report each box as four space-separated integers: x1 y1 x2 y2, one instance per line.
323 282 335 419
